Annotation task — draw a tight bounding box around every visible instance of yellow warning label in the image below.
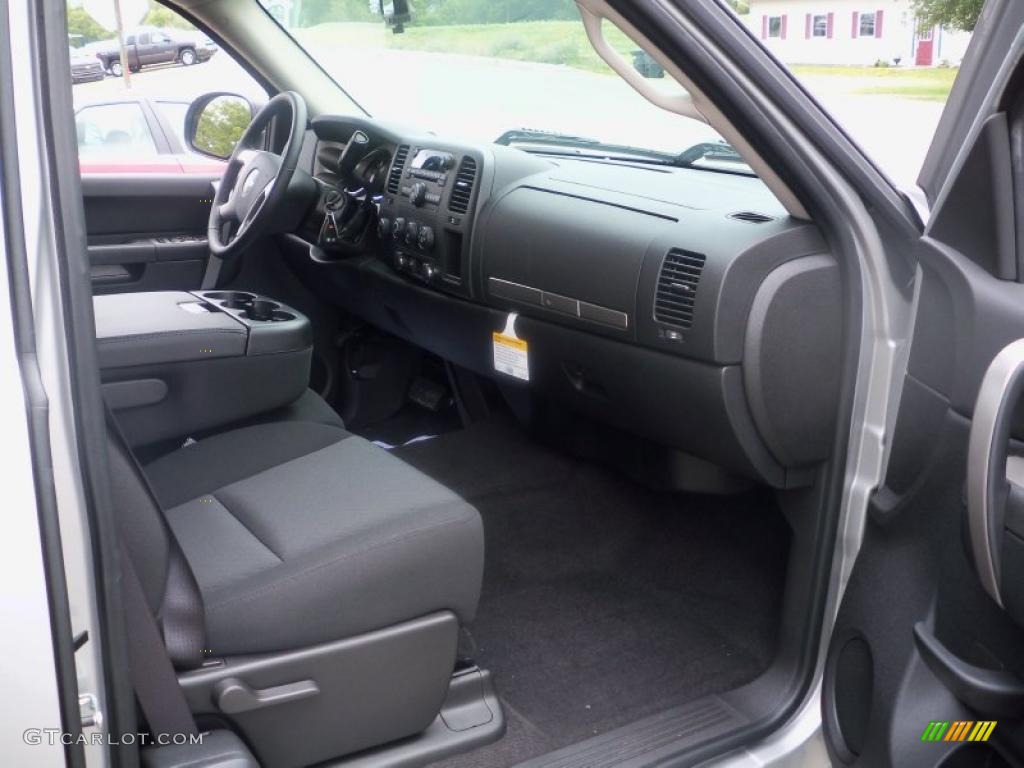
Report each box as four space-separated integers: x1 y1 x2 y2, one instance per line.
493 332 527 351
493 332 529 381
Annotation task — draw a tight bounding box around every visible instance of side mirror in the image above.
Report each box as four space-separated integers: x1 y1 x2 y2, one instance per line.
378 0 411 33
184 92 254 160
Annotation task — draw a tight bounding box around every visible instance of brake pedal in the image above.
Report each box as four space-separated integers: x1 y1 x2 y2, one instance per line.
408 375 449 412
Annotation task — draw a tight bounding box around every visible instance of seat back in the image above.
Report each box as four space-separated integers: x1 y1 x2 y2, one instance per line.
105 411 205 669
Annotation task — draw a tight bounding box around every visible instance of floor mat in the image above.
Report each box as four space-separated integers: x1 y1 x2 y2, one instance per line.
356 402 460 447
395 419 790 767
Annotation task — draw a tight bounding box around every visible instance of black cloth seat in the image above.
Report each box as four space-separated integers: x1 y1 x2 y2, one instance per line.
140 420 484 656
206 387 347 435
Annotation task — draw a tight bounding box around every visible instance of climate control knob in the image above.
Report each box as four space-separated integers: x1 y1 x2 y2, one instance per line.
405 220 419 245
417 225 435 251
409 182 427 207
392 217 406 240
377 216 392 240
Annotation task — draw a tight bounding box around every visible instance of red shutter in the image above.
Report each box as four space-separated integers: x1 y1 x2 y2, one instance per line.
875 9 884 37
826 11 834 38
805 13 811 38
761 14 768 39
851 11 859 38
780 14 788 39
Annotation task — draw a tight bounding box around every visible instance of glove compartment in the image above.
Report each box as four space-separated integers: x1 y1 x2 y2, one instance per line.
478 186 674 338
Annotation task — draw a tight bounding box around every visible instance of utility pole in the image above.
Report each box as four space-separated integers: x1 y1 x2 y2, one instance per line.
113 0 131 88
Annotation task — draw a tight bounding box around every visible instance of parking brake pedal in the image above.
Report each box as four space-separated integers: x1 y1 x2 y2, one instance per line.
408 376 449 412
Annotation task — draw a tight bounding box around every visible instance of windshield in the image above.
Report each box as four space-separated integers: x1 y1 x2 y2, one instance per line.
255 0 743 170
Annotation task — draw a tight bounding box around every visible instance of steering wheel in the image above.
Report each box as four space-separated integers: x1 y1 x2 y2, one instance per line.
208 91 307 259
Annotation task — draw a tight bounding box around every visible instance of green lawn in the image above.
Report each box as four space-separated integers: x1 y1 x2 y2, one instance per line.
293 21 958 99
294 20 638 74
791 64 959 101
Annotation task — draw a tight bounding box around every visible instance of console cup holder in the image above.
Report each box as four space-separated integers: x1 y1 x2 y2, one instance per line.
238 309 297 322
203 292 295 322
221 299 255 311
204 291 256 302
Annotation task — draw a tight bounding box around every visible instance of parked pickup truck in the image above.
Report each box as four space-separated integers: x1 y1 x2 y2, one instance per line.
92 26 216 77
69 46 104 83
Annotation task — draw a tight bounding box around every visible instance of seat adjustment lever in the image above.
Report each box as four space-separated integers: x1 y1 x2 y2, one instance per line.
214 677 319 714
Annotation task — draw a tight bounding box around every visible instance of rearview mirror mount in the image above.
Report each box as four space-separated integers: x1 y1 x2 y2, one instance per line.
378 0 411 34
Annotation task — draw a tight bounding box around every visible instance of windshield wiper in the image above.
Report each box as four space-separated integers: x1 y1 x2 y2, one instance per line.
496 129 754 176
675 141 747 168
495 128 683 166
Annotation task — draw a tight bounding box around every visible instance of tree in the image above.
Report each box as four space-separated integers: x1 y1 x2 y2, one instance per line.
911 0 985 32
143 5 196 30
297 0 375 26
415 0 578 26
67 6 113 44
194 98 253 158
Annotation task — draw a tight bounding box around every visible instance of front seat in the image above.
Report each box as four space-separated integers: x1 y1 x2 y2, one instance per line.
107 415 484 767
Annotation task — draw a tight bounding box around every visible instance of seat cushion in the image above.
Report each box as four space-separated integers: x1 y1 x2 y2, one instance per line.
143 422 484 656
146 421 346 509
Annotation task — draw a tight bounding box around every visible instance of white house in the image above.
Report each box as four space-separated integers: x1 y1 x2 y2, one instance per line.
745 0 972 66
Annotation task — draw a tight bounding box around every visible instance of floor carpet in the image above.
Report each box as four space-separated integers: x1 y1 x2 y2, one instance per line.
392 419 790 767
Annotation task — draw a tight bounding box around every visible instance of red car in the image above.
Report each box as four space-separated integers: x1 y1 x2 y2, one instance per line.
74 94 226 174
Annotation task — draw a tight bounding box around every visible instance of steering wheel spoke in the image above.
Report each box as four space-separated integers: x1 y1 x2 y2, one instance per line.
237 178 275 236
234 148 260 167
218 198 238 223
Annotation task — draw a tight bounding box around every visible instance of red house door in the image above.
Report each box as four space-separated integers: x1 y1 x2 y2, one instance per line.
915 25 935 65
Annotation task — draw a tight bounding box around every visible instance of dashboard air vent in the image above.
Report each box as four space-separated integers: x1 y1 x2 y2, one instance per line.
729 211 774 223
387 145 409 195
654 249 706 330
449 156 477 214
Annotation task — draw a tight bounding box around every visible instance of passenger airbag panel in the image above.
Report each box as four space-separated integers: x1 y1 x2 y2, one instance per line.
481 186 669 334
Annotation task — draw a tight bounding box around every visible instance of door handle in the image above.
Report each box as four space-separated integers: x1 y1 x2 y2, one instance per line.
214 677 319 714
914 623 1024 717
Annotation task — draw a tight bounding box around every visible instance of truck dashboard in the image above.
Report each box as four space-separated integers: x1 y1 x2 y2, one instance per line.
282 115 843 488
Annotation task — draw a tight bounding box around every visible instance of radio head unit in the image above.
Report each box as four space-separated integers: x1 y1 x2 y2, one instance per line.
409 148 455 175
377 143 483 300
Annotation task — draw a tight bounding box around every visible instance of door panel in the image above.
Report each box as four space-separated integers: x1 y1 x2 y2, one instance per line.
82 174 216 294
824 245 1024 766
824 4 1024 764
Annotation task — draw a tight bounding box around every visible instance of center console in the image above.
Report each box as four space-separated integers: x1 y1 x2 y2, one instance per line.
95 290 313 447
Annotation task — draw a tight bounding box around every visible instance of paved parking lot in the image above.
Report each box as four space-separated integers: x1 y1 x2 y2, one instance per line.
73 48 944 189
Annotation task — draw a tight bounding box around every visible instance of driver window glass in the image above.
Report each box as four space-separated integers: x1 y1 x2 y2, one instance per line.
156 100 189 148
69 1 266 174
